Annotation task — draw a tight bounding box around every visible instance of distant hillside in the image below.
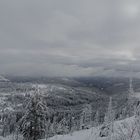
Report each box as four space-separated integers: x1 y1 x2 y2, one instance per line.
0 75 10 82
75 77 134 95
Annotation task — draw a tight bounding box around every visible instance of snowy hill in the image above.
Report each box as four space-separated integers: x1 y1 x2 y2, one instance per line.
46 116 138 140
0 75 9 82
0 116 139 140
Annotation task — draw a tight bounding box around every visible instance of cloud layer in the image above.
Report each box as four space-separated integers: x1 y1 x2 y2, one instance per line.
0 0 140 77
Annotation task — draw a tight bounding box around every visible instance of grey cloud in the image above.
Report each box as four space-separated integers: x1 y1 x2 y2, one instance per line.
0 0 140 77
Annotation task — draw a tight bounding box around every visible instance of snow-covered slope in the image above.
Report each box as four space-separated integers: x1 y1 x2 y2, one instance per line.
46 116 139 140
132 92 140 100
0 116 139 140
48 128 101 140
0 75 9 82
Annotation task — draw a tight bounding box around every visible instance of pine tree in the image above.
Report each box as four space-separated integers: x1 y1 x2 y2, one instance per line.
46 119 51 138
94 110 99 127
59 115 69 134
49 121 55 136
134 101 140 137
79 114 84 130
100 97 114 138
19 88 48 140
104 97 114 124
51 116 57 135
81 104 92 129
1 112 17 137
127 77 135 117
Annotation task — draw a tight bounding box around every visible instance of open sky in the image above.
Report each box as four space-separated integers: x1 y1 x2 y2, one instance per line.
0 0 140 77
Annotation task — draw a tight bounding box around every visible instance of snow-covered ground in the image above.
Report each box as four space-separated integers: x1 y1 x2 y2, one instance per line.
49 128 100 140
0 135 23 140
133 92 140 99
0 76 9 82
0 116 139 140
46 116 138 140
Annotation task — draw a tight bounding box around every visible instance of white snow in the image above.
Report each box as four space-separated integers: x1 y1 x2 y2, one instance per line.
45 116 138 140
32 84 47 89
48 128 101 140
133 92 140 99
32 84 67 92
1 116 140 140
0 76 9 82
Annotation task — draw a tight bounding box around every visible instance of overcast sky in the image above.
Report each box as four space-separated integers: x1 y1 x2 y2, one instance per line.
0 0 140 77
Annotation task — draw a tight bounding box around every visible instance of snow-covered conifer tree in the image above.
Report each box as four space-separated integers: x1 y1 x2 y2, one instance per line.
1 112 17 137
19 87 48 140
60 115 69 134
134 101 140 138
93 110 99 127
81 104 92 129
79 114 84 130
127 76 136 117
51 116 57 135
99 97 114 139
104 97 114 124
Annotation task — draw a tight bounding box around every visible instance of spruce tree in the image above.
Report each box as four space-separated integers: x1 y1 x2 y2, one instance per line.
100 97 114 138
19 88 47 140
104 97 114 124
81 104 92 128
94 110 99 127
